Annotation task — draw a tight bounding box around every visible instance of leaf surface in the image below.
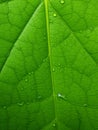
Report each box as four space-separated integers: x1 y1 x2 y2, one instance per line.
0 0 98 130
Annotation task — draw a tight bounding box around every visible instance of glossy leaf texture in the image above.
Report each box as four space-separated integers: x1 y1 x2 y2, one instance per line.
0 0 98 130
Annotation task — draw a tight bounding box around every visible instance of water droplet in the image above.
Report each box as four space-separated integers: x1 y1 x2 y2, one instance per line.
38 64 41 67
60 0 65 4
43 58 47 62
52 123 56 127
29 72 31 75
58 63 61 66
79 30 83 33
37 96 42 100
83 103 88 107
17 102 24 106
25 79 28 82
3 106 7 109
57 93 67 101
52 68 55 72
58 93 63 97
53 13 57 17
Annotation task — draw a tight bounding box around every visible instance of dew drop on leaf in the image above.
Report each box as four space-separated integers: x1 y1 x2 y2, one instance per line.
37 96 42 101
28 72 31 75
3 106 7 109
57 93 67 101
79 30 83 33
53 13 57 17
43 58 47 62
38 95 41 99
52 123 56 127
17 102 24 106
25 79 28 82
60 0 65 4
38 64 41 67
52 68 55 72
58 63 61 66
83 103 88 107
58 93 63 98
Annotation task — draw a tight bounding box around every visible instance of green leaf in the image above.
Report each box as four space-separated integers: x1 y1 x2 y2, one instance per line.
0 0 98 130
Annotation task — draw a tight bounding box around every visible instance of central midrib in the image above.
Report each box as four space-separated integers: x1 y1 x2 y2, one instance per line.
44 0 57 127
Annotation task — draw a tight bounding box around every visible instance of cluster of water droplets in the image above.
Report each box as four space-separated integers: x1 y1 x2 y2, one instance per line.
57 93 88 107
53 1 65 17
24 71 34 83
